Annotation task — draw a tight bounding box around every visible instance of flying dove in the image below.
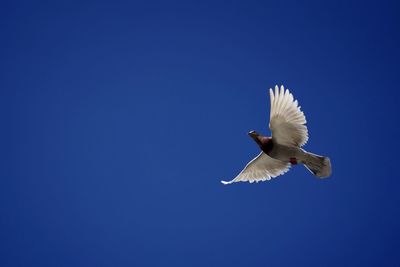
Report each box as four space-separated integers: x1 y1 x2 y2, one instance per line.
222 85 331 184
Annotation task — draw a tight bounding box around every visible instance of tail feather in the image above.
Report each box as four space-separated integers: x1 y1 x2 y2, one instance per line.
302 151 331 178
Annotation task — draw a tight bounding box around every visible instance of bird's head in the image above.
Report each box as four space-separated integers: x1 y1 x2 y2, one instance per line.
248 130 259 139
248 130 271 147
248 130 262 144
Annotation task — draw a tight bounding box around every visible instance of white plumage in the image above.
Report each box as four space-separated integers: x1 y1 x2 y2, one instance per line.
221 152 290 184
269 85 308 147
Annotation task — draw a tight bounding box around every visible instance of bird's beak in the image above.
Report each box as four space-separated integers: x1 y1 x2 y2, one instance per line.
248 130 257 138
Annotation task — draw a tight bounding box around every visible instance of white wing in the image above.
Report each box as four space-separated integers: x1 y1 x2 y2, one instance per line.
221 152 290 184
269 85 308 147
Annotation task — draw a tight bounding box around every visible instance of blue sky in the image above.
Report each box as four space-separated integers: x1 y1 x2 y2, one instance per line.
1 0 400 266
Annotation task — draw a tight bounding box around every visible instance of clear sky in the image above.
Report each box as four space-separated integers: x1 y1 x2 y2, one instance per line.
1 0 400 266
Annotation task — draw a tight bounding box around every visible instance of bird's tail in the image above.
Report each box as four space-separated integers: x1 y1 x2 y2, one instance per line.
301 151 331 178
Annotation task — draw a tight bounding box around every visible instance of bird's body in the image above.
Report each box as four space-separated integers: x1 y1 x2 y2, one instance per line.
250 133 303 164
222 85 331 185
250 135 294 160
266 142 303 163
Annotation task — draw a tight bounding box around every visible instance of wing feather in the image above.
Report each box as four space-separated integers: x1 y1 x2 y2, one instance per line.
269 85 308 147
221 152 290 184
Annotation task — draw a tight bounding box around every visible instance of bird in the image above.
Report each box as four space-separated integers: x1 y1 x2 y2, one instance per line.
221 85 331 184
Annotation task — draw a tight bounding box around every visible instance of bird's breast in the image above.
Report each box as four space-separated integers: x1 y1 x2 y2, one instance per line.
260 140 274 154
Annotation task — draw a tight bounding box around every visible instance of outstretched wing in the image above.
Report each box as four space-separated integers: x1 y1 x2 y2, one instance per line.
221 152 290 184
269 85 308 147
